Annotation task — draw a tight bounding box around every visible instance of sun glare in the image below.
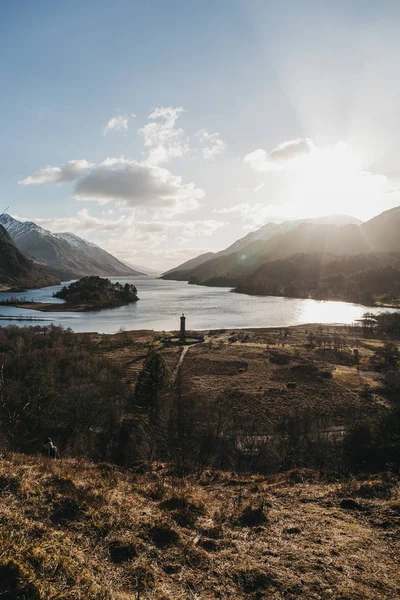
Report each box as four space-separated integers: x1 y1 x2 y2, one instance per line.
292 142 387 219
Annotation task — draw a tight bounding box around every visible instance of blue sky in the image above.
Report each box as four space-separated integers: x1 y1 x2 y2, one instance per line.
2 0 400 269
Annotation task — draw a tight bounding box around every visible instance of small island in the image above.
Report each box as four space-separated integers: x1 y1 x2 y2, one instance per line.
0 276 139 312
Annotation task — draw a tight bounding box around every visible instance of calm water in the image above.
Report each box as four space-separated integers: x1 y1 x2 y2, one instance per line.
0 277 397 334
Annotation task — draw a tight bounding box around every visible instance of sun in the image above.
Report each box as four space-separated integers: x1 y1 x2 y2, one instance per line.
293 142 387 219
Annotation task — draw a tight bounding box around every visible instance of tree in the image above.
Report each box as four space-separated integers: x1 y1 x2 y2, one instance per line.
133 347 166 420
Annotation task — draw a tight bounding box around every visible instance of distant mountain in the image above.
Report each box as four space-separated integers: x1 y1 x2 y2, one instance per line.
161 209 400 289
53 232 145 276
124 262 160 277
0 225 60 290
180 223 370 286
162 252 216 279
0 215 143 279
161 214 364 281
360 206 400 252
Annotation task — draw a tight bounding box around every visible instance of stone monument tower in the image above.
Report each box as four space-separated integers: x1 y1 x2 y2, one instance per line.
180 313 186 342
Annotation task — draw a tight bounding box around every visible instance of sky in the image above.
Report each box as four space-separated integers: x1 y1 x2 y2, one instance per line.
2 0 400 271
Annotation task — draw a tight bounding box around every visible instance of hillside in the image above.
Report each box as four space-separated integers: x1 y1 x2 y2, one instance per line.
181 224 370 286
361 206 400 252
161 208 400 292
0 225 60 290
162 251 215 278
234 252 400 305
1 454 399 600
0 322 400 597
161 215 363 281
0 214 143 279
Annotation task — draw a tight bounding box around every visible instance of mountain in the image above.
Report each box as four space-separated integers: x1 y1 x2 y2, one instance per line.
0 215 143 279
162 252 216 279
161 214 364 281
360 206 400 252
217 215 363 259
0 225 60 289
161 209 400 288
180 223 370 286
53 232 145 276
234 251 400 305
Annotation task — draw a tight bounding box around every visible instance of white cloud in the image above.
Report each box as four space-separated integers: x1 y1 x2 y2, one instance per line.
20 156 204 214
75 157 204 212
19 160 94 185
139 106 188 165
196 129 226 160
244 138 314 172
104 114 133 135
213 202 278 228
213 203 252 216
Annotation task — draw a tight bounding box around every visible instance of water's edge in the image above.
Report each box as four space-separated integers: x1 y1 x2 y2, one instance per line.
0 277 397 334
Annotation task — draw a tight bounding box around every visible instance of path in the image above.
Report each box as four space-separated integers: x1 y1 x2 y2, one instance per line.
171 345 190 383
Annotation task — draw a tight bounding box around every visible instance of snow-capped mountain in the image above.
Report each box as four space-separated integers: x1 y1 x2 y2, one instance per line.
0 215 144 279
0 224 60 289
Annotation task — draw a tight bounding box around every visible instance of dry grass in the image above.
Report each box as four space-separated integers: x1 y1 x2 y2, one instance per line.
60 326 395 429
0 454 399 599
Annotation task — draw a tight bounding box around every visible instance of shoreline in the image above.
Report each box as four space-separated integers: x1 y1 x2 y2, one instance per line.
0 301 136 313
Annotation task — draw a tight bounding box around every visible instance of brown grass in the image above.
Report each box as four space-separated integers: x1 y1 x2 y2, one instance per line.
0 454 399 599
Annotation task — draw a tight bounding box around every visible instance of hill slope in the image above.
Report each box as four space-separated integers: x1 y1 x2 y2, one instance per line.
0 225 59 289
161 215 363 281
182 223 370 286
0 215 143 279
162 209 400 288
1 454 398 600
162 251 216 278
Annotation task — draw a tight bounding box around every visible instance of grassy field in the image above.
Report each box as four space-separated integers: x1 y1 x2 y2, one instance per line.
0 453 399 600
94 324 397 429
0 325 399 598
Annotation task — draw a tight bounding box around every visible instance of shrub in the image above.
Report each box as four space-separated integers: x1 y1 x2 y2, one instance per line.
148 522 180 547
0 560 41 600
237 502 268 527
108 540 137 564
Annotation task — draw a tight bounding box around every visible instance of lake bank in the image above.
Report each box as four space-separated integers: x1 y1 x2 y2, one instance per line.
0 277 398 334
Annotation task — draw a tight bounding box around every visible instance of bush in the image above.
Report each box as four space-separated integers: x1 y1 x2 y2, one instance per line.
237 502 268 527
148 522 180 547
0 560 41 600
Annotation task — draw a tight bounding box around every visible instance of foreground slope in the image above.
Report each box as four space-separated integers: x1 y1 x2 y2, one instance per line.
0 454 399 600
0 225 59 289
0 214 142 279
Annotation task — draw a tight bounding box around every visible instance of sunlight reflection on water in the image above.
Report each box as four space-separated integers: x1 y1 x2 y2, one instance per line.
0 278 397 334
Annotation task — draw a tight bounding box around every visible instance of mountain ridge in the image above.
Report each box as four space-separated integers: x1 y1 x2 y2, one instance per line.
0 215 144 279
0 225 60 289
161 214 365 281
160 209 400 290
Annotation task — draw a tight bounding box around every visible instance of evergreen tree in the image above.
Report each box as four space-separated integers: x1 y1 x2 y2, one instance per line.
133 347 166 418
